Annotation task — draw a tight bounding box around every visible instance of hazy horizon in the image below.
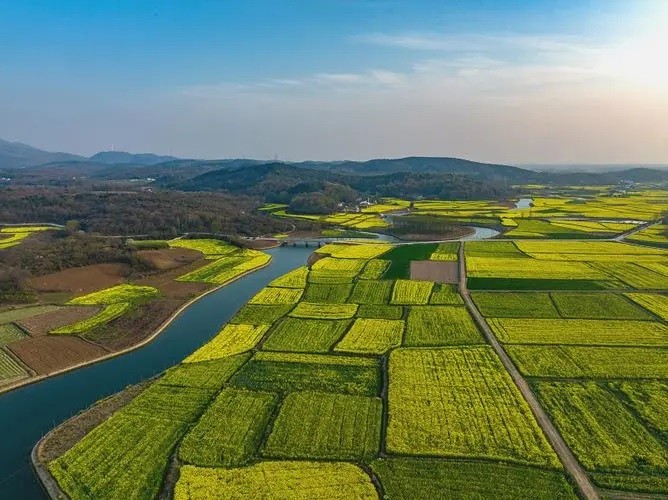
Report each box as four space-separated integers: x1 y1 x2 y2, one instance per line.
1 1 667 164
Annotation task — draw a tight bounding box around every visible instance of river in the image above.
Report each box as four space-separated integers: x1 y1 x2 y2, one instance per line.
0 246 312 499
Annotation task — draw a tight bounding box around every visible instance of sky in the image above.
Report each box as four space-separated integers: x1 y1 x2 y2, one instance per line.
0 0 667 164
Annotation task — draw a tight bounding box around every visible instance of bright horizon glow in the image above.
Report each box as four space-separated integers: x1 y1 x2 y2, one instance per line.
0 0 666 164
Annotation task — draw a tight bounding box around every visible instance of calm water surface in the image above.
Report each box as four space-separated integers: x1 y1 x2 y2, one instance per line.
0 246 311 499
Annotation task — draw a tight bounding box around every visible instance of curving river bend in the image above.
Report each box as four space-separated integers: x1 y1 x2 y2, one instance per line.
0 246 313 499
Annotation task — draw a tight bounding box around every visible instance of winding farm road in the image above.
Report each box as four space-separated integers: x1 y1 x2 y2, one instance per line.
457 244 601 500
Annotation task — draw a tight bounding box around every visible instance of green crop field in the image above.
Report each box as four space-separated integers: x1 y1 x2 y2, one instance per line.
268 266 309 288
0 323 27 346
122 383 215 423
177 250 270 284
348 279 393 304
317 242 390 259
160 354 250 390
263 391 382 460
50 412 187 499
489 318 668 346
387 347 560 467
428 283 464 305
356 304 404 319
465 240 527 258
230 351 381 396
289 302 358 319
405 306 482 346
248 287 303 305
507 345 668 378
179 388 278 467
229 304 293 325
311 257 367 273
358 258 389 279
175 462 377 499
0 349 29 385
303 283 352 303
535 381 668 492
615 381 668 433
590 262 666 289
169 238 239 257
334 318 404 354
263 318 350 352
429 242 459 261
550 293 653 319
626 293 668 321
472 292 560 318
371 458 577 499
184 324 270 362
390 279 433 305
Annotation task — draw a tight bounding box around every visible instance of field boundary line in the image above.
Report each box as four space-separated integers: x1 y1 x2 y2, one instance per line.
0 258 272 397
458 244 600 500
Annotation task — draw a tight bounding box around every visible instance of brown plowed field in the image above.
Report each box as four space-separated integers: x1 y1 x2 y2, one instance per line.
28 263 128 294
18 306 101 336
136 247 201 271
410 260 459 283
84 299 183 351
136 260 209 300
8 336 107 374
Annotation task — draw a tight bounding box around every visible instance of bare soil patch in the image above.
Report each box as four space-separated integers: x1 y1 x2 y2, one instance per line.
410 260 459 283
136 247 201 271
84 299 183 351
8 336 107 374
38 381 148 462
18 306 100 336
136 259 209 300
27 263 129 294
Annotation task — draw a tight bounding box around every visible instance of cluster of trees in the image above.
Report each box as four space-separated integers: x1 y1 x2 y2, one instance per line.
0 188 293 237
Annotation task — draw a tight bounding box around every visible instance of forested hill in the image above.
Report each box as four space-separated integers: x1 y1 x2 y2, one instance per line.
171 162 511 202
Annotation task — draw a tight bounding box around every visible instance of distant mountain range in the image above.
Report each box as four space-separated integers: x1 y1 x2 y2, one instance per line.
0 138 180 168
1 138 667 187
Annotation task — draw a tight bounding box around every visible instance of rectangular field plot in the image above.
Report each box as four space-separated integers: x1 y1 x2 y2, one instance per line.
590 262 666 289
311 257 366 274
263 391 381 460
359 259 390 279
185 324 270 362
348 280 393 304
159 354 250 390
230 351 381 396
471 292 559 318
0 349 29 385
489 318 668 346
356 304 404 320
123 384 214 423
0 323 27 346
268 266 309 288
410 260 458 284
429 284 463 305
429 242 459 261
230 304 293 325
390 279 434 305
405 306 482 346
550 293 653 320
535 381 668 492
507 346 668 379
387 347 560 467
466 257 610 280
263 318 350 352
289 302 357 320
318 243 390 259
303 283 352 303
465 241 527 258
615 381 668 434
248 287 303 305
626 293 668 321
175 462 377 499
382 243 438 279
334 318 404 354
514 241 668 260
371 458 577 500
49 412 187 500
179 388 278 467
307 270 356 284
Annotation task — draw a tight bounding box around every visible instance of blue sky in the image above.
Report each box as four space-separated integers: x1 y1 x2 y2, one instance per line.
1 0 666 163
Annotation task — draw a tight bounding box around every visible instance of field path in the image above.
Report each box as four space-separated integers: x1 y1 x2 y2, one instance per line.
614 219 662 242
457 244 600 500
